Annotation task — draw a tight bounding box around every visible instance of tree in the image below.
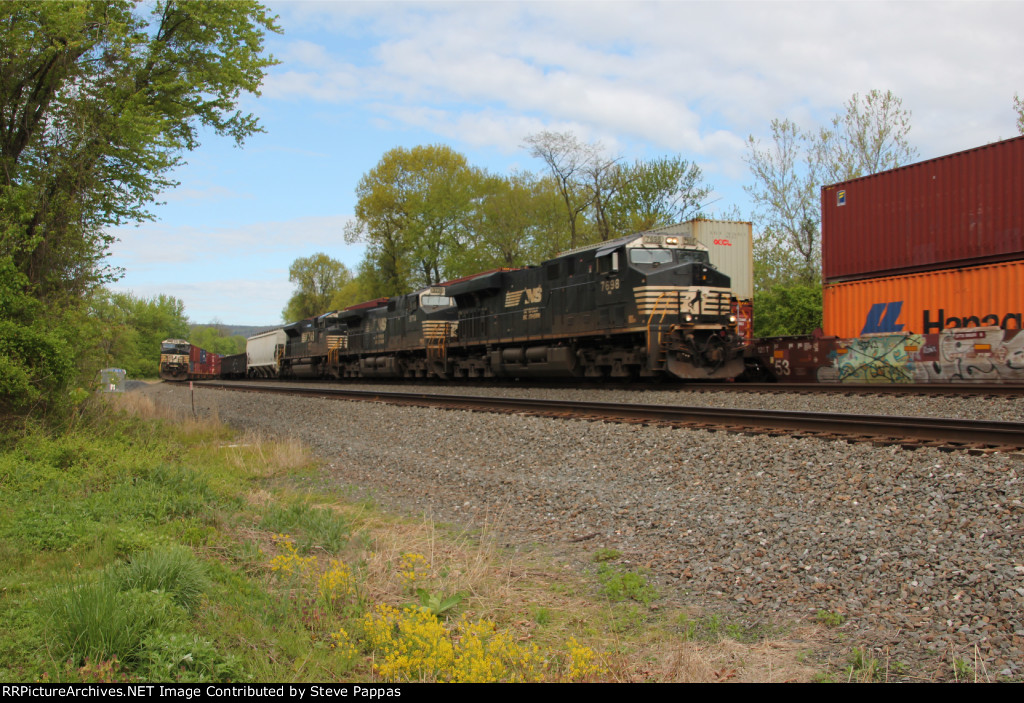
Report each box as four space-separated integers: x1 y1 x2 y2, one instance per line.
0 256 74 424
609 156 712 234
1015 93 1024 134
744 90 918 292
282 253 352 322
85 290 189 377
345 145 480 296
523 131 598 249
461 171 564 270
814 90 919 185
752 284 823 338
0 1 280 301
190 325 245 356
525 131 714 246
744 118 822 287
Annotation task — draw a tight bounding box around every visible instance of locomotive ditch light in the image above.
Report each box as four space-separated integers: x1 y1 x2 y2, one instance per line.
728 315 737 326
683 313 694 323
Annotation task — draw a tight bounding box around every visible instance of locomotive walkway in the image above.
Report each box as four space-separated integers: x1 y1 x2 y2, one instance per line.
197 381 1024 454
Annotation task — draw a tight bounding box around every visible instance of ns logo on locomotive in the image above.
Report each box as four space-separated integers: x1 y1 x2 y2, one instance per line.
161 231 747 383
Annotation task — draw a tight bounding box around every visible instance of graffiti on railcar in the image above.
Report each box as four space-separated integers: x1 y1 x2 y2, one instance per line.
834 334 922 383
918 327 1024 382
832 327 1024 384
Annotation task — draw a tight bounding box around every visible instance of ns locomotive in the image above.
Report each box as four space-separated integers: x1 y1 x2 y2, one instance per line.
162 230 747 383
271 231 746 381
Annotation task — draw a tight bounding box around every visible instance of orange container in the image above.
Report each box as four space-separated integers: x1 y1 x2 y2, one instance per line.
823 260 1024 338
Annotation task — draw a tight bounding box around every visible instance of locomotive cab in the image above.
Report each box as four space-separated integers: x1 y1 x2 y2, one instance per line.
159 339 191 381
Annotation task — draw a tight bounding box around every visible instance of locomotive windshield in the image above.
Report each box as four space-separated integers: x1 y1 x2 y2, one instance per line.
161 341 189 354
629 249 674 265
419 293 455 309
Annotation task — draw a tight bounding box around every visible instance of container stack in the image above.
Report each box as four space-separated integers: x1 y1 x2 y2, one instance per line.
820 135 1024 339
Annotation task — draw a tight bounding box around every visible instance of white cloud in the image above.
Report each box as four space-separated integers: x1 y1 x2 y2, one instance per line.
266 0 1024 163
109 214 361 270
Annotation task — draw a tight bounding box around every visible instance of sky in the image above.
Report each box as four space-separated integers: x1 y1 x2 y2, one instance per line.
106 0 1024 326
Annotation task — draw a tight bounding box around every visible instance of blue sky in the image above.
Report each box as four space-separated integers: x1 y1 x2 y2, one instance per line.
107 0 1024 326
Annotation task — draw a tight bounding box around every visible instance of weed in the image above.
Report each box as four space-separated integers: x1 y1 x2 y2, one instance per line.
138 631 245 683
596 564 659 605
592 548 621 563
108 545 209 614
46 577 187 665
415 589 466 620
952 657 975 682
397 552 431 589
260 502 349 554
532 606 552 626
816 609 846 628
845 647 884 682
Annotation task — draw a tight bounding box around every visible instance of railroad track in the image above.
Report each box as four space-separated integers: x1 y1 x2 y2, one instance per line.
195 381 1024 454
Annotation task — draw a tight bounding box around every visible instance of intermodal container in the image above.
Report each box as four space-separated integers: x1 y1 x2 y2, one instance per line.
654 220 754 301
188 344 221 379
822 260 1024 339
822 135 1024 282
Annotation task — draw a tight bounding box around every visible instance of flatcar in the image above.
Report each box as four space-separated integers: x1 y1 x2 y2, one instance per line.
268 231 746 381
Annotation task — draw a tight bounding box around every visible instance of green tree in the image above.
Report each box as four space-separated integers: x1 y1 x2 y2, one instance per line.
0 0 279 421
282 253 352 322
345 145 480 295
459 171 564 271
0 0 280 301
89 291 189 377
609 156 712 235
752 284 823 337
1015 93 1024 134
0 256 74 426
190 326 245 356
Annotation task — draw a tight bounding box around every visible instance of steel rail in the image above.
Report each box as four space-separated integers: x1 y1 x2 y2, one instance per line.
680 382 1024 396
195 381 1024 451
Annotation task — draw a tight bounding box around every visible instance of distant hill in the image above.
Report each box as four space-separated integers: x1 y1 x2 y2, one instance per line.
189 323 281 339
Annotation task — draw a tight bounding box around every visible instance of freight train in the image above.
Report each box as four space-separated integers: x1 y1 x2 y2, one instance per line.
161 231 748 383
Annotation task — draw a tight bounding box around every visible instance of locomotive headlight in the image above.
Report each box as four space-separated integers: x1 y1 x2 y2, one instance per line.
666 237 678 245
728 315 737 325
683 313 694 323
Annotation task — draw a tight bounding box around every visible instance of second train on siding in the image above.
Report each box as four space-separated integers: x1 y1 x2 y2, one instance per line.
217 230 747 382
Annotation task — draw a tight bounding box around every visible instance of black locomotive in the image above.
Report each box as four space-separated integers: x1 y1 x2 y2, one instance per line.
274 231 746 381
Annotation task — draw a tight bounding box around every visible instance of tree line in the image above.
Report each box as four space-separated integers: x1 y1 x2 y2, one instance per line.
284 90 929 336
284 136 713 321
1 0 278 427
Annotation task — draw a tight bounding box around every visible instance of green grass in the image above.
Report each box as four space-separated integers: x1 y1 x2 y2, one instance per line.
0 394 826 683
595 563 659 606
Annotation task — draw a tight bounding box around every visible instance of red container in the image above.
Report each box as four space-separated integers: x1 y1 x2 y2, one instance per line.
822 136 1024 282
188 344 221 379
822 260 1024 339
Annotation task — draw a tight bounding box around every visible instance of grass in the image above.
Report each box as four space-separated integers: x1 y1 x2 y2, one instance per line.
0 390 824 683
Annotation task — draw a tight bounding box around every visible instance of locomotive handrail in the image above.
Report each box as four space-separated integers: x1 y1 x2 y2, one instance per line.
645 291 678 371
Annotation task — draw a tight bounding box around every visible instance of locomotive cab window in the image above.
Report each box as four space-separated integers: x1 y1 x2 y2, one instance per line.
419 293 455 310
677 250 711 265
596 251 620 275
629 249 673 266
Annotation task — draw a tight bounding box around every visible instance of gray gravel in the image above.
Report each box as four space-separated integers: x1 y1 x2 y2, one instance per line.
138 382 1024 681
262 380 1024 423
